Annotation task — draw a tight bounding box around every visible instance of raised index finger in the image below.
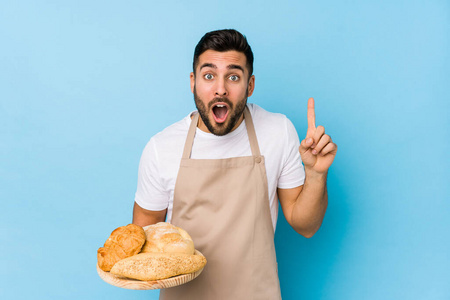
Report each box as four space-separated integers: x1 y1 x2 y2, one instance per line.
307 97 316 132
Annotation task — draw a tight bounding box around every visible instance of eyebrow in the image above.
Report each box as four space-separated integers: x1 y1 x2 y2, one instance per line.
199 63 245 73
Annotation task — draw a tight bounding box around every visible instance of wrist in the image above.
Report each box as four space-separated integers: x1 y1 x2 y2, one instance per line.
304 167 328 181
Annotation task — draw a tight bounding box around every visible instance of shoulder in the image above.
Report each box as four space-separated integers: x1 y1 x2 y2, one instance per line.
151 113 192 146
142 113 192 159
248 103 294 133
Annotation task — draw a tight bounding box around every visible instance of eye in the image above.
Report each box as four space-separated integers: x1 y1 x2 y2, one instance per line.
229 75 239 82
204 73 214 80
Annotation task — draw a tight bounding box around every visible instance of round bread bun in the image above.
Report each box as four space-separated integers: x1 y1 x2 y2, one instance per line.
140 222 195 255
97 224 146 272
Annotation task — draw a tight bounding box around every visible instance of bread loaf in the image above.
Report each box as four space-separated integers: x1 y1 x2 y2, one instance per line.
97 224 146 272
141 222 194 255
110 252 207 281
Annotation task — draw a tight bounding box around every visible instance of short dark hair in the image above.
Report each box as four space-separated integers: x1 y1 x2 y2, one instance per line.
193 29 254 77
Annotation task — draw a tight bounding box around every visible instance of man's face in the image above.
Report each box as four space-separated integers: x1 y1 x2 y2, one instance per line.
191 50 255 136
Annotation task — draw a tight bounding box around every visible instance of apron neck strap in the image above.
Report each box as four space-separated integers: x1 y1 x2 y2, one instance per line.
182 105 261 159
243 106 261 157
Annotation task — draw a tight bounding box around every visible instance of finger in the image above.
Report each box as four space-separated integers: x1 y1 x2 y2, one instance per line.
311 134 331 155
311 125 325 148
319 142 337 156
307 97 316 135
299 137 314 155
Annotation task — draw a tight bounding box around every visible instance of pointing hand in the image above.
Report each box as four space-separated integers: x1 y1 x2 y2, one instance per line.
299 98 337 174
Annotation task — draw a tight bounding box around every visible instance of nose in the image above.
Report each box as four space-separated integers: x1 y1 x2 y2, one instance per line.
214 78 228 97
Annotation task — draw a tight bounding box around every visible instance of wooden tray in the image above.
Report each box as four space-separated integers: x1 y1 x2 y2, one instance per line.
97 250 205 290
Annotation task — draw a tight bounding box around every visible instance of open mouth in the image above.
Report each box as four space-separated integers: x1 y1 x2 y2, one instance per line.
212 102 229 124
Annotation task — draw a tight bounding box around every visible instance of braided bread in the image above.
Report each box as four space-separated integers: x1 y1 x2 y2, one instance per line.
97 224 146 271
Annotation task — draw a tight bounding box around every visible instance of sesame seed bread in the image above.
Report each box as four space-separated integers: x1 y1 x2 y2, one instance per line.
110 252 207 281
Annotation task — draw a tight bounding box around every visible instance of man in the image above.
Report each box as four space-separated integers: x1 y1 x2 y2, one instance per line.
133 29 337 299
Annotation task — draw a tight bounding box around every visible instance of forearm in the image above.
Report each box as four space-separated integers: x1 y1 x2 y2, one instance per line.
291 170 328 237
132 202 167 227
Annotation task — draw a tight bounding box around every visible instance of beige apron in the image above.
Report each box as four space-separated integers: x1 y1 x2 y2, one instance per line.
160 106 281 300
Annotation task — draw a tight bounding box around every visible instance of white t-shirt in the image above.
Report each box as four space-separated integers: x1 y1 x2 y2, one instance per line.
135 103 305 231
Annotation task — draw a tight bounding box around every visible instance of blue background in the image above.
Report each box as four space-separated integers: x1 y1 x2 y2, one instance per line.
1 1 449 299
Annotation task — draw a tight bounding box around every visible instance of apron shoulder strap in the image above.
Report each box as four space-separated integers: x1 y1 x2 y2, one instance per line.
243 106 261 157
182 112 199 159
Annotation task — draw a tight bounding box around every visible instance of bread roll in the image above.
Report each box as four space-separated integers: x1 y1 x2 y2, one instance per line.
141 222 194 255
97 224 146 272
110 252 207 281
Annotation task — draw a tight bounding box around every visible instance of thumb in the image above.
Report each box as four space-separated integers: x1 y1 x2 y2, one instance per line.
299 137 313 155
299 137 316 167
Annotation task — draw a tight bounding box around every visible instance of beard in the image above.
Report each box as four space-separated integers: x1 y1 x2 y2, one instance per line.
194 87 248 136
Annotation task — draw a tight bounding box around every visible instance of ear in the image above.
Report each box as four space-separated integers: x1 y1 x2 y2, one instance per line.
190 72 195 94
247 75 255 97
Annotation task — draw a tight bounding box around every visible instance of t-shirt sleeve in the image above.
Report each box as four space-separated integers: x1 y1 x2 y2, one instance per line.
277 117 305 189
134 138 170 211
